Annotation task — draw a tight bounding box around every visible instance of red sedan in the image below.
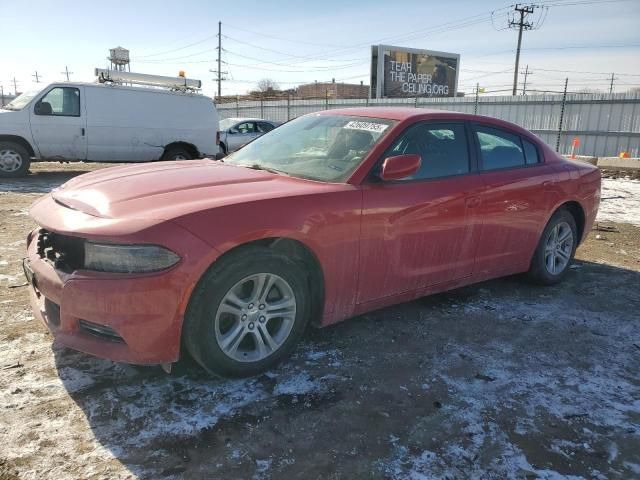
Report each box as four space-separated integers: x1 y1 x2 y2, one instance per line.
25 108 601 377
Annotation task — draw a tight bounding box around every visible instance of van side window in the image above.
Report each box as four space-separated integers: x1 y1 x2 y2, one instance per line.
475 126 526 170
523 139 540 164
384 123 470 180
35 87 80 117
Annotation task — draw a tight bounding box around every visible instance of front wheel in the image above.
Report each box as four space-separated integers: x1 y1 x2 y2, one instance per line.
0 142 31 178
527 208 577 285
161 146 193 161
183 246 310 377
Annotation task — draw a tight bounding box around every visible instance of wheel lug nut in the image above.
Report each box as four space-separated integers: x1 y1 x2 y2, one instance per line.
259 304 265 310
248 303 254 309
248 322 255 330
259 316 265 322
241 314 247 320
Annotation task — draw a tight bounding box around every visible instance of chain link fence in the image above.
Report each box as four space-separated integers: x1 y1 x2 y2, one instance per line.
217 92 640 158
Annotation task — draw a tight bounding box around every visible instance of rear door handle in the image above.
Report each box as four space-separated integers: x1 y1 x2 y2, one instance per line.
466 196 481 208
543 180 554 190
81 127 85 136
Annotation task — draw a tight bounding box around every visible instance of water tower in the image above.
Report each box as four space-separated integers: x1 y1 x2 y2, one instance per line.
108 47 130 72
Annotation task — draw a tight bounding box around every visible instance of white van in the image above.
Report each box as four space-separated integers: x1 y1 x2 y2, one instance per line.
0 80 219 177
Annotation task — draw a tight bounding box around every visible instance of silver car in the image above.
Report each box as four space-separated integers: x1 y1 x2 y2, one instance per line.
218 118 279 155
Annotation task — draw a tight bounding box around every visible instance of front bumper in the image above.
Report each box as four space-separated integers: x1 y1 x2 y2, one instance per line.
24 200 219 364
25 238 187 364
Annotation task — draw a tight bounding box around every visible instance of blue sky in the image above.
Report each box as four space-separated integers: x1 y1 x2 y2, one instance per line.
2 0 640 97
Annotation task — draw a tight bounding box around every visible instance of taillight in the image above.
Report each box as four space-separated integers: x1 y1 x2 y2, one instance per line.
216 131 220 145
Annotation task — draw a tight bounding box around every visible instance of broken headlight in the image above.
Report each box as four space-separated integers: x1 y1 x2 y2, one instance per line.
83 242 180 273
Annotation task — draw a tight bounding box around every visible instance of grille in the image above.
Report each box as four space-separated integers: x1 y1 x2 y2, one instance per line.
36 229 84 272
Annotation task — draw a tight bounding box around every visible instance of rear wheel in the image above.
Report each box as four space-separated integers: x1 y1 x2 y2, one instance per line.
183 246 310 377
528 209 577 285
161 146 193 161
0 142 30 178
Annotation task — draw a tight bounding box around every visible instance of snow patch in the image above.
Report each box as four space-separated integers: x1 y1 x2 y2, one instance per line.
597 177 640 225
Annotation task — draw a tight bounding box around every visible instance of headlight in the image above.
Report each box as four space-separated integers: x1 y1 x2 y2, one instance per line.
83 242 180 273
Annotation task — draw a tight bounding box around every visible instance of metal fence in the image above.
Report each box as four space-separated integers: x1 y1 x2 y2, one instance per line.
217 92 640 158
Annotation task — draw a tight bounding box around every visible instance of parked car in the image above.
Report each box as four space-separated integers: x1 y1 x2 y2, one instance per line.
24 108 601 377
0 81 219 177
218 118 279 155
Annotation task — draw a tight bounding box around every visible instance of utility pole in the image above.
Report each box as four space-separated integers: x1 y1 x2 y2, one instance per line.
474 82 479 115
521 65 531 95
61 66 73 81
12 77 18 96
32 71 41 83
609 72 616 94
217 21 222 98
509 4 536 96
210 22 228 100
1 85 4 106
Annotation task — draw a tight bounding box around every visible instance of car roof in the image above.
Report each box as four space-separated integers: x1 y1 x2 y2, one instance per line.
317 107 473 121
223 117 270 123
316 107 538 137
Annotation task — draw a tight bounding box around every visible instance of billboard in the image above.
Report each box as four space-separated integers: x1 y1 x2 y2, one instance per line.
370 45 460 99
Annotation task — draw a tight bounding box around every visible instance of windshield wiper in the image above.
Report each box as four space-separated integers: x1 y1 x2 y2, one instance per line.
245 164 288 176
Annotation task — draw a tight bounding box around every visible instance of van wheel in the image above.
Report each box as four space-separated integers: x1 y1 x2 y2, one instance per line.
183 246 310 378
0 142 30 177
162 146 193 161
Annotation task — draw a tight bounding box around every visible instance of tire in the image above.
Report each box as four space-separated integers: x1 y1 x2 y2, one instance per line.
527 208 578 285
183 246 310 378
161 146 193 161
0 141 31 178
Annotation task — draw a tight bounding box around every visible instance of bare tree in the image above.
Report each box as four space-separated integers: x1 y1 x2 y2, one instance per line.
253 78 280 99
257 78 279 92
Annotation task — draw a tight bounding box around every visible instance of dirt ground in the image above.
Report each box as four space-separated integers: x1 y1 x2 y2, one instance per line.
1 162 639 480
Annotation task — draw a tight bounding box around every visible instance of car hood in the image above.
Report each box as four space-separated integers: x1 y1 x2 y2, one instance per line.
47 160 336 220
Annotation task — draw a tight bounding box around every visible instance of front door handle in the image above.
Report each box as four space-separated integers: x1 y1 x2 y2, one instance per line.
543 180 554 190
466 196 481 208
81 127 85 136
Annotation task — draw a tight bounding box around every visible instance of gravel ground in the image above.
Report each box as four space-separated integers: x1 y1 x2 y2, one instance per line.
1 162 639 480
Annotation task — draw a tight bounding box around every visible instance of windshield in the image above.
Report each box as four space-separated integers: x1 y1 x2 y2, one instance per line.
2 89 43 111
224 114 396 182
219 118 237 131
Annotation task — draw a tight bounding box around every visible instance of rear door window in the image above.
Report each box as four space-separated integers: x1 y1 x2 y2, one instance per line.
475 125 526 170
257 122 275 133
522 139 540 164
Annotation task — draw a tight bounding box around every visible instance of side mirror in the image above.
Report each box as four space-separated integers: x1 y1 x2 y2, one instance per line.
34 101 53 116
379 154 421 181
228 129 237 134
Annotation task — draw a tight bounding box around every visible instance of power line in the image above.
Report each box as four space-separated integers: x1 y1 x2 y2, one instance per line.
223 48 365 70
136 33 218 59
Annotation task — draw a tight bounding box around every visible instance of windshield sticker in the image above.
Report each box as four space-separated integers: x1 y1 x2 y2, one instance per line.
344 121 389 134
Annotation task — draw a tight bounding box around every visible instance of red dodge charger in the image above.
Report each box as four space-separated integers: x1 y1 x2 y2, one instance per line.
25 108 601 377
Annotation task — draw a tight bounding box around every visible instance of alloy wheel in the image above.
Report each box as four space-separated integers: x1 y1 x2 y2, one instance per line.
215 273 296 362
544 221 574 275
